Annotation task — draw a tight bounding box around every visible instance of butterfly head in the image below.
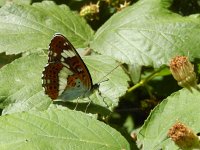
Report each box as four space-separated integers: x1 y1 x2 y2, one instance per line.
92 83 100 91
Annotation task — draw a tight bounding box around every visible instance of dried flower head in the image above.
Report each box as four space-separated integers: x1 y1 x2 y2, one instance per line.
106 0 131 11
118 1 130 11
168 122 200 150
170 56 198 91
80 2 99 21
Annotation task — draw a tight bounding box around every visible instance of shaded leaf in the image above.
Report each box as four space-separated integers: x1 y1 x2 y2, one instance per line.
0 52 20 67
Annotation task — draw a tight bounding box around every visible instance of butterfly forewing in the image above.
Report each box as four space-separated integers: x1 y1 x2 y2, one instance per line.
42 34 94 100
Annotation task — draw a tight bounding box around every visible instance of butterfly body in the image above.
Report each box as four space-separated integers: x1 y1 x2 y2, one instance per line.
42 34 98 100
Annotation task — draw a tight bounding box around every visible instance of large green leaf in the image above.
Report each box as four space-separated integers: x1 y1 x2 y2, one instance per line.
0 53 129 114
0 53 51 114
91 0 200 68
0 1 93 54
137 87 200 149
0 109 130 150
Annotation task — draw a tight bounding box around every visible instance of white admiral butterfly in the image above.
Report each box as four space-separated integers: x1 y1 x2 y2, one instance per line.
42 34 99 100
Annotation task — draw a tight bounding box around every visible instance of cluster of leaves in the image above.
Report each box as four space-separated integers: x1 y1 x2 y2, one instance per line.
1 0 200 149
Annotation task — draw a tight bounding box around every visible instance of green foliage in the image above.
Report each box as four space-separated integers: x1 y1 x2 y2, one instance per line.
0 53 51 114
0 109 130 150
0 1 93 54
82 55 129 109
0 0 200 149
91 0 200 69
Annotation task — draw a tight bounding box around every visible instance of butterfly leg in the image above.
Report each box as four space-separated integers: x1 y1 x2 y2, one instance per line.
97 89 110 108
102 97 109 108
85 96 92 113
74 97 80 110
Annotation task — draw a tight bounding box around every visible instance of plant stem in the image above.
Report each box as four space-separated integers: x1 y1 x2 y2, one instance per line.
127 66 168 93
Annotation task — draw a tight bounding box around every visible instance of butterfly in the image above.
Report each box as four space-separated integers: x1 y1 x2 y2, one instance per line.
42 34 99 100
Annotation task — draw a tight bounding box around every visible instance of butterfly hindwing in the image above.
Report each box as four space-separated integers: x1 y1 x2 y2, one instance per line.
42 34 94 100
42 63 65 99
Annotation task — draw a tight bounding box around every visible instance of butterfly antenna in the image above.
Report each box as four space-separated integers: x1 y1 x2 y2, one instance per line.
97 63 123 84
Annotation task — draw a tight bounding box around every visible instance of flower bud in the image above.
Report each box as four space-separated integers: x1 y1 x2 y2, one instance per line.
170 56 198 91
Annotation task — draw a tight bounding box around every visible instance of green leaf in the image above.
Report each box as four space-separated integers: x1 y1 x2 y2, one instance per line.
0 0 31 6
128 64 142 84
0 0 6 6
82 55 129 110
137 87 200 149
0 109 130 150
0 53 51 114
0 1 93 54
91 0 200 68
